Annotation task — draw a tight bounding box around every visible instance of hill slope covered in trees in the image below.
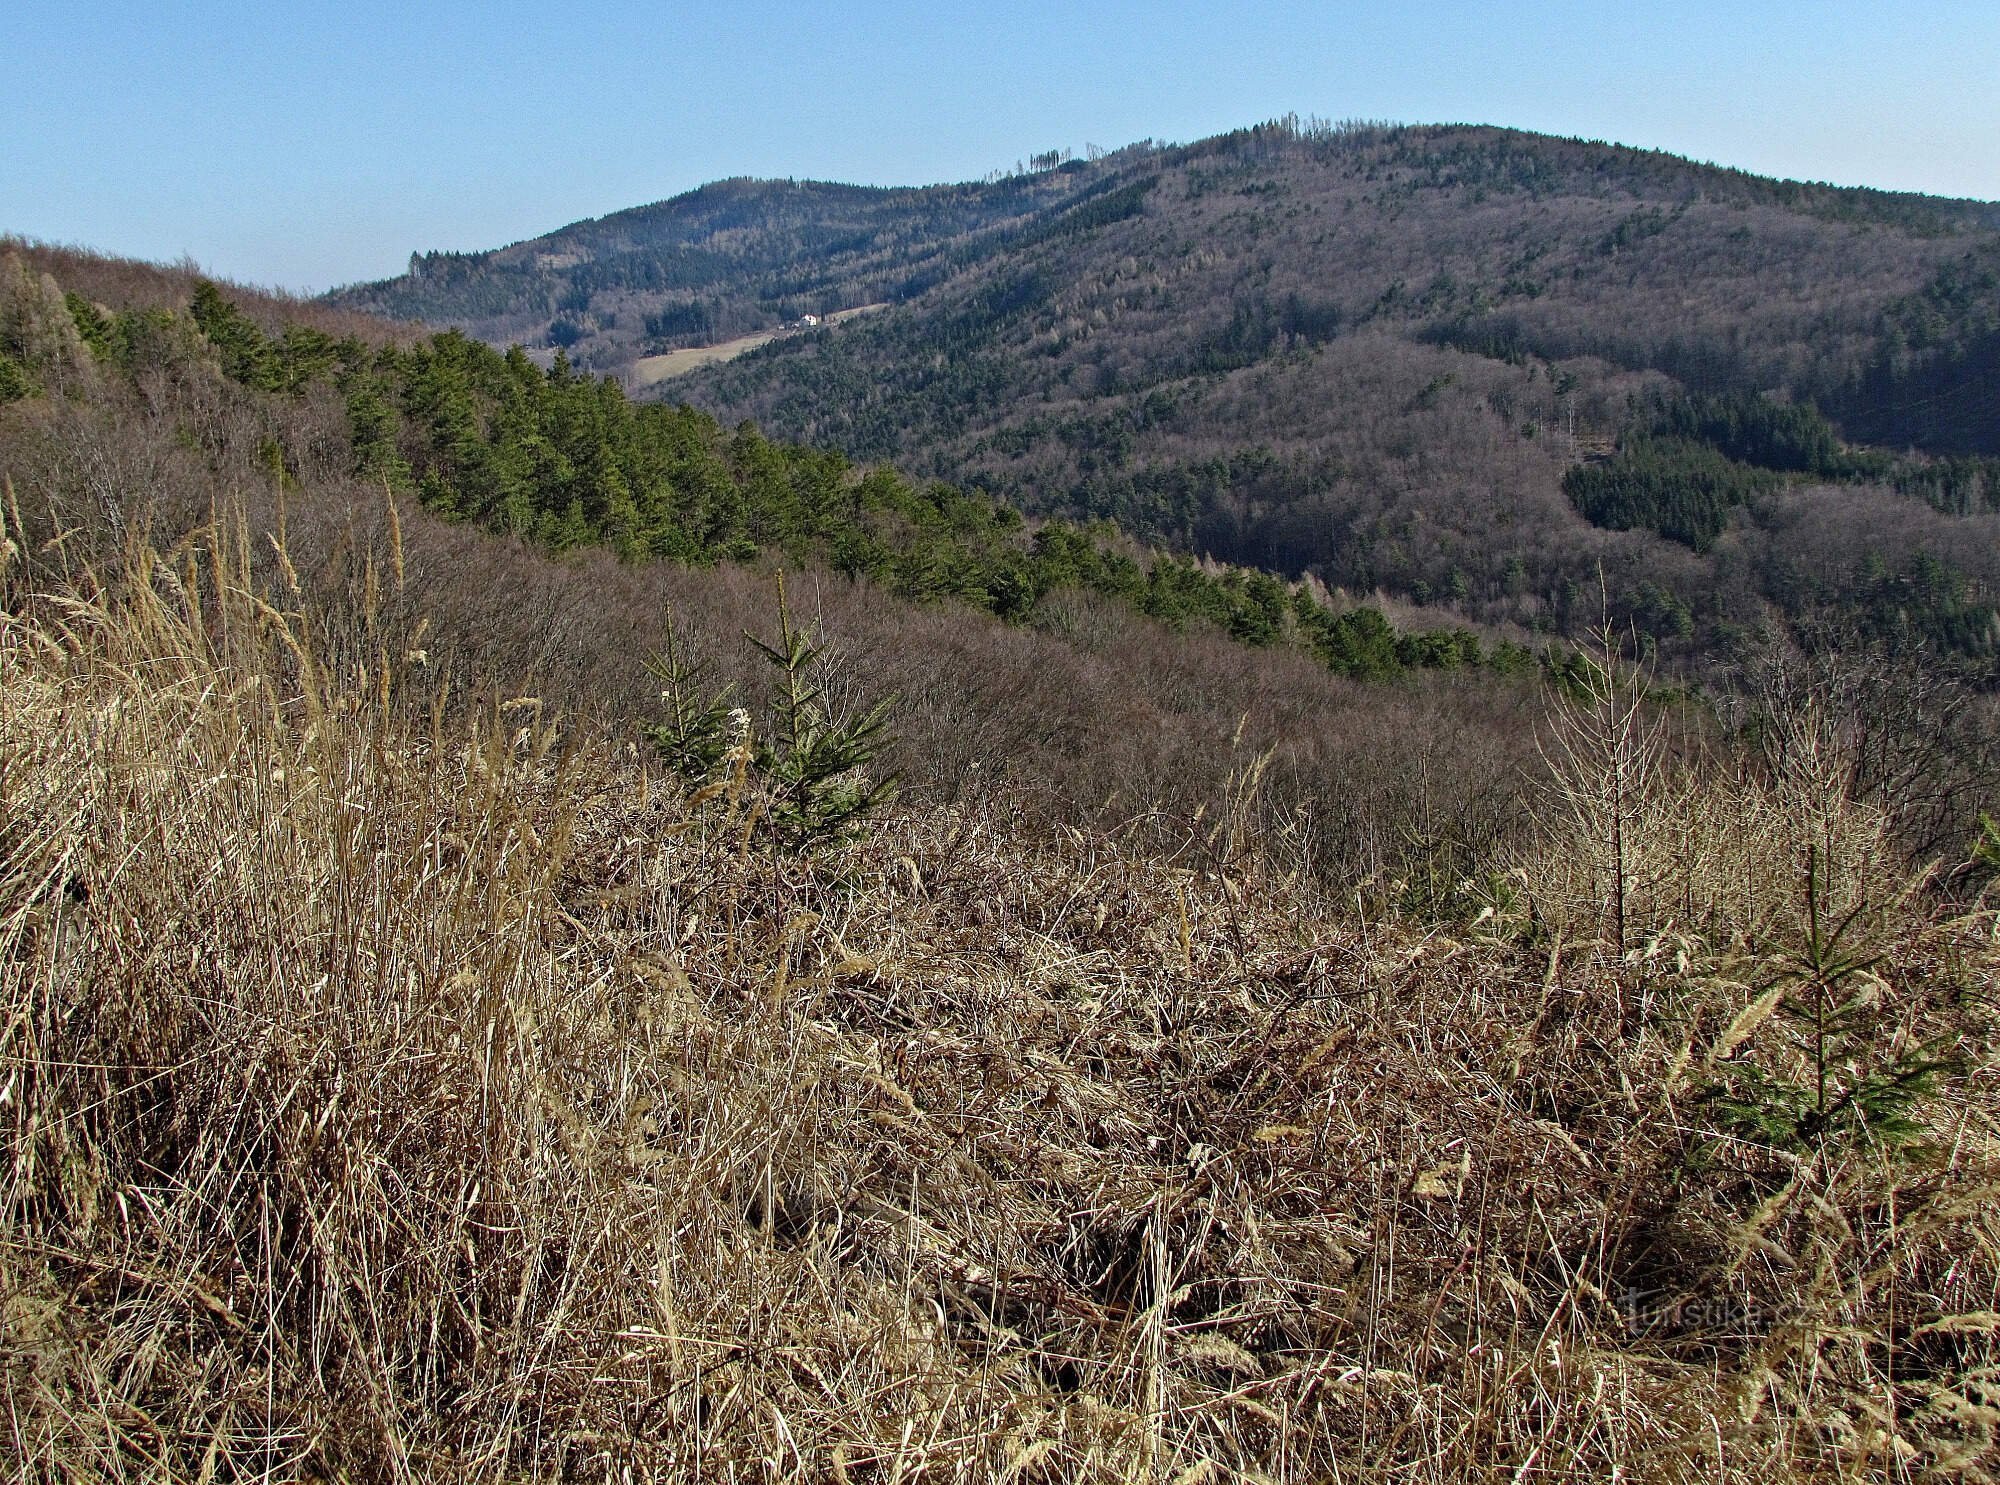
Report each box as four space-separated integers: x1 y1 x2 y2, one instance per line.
3 245 1579 877
333 120 2000 663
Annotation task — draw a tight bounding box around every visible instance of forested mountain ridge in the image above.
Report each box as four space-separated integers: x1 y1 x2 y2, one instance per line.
332 166 1124 355
331 119 2000 660
331 119 2000 390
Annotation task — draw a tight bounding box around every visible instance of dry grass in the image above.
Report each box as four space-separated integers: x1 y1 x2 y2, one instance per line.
4 496 2000 1481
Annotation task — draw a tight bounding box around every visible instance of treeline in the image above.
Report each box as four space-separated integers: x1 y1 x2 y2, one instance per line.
10 265 1522 684
1251 120 1997 233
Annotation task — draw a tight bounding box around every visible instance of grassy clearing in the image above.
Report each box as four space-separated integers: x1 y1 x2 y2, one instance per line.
629 305 888 388
3 492 2000 1480
631 329 787 386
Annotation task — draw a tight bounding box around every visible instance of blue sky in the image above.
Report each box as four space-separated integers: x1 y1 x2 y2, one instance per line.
6 1 1997 293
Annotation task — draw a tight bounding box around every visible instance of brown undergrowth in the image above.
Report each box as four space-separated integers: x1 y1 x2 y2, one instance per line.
4 497 2000 1481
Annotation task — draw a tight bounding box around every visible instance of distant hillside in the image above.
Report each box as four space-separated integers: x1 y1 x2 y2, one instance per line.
330 121 2000 401
331 120 2000 659
329 167 1124 358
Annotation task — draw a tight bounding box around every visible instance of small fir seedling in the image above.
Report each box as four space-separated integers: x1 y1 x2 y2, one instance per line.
645 613 738 785
1703 850 1954 1155
1968 811 2000 883
749 573 898 852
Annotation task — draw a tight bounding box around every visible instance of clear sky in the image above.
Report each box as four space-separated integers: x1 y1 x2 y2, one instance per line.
6 1 1997 294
